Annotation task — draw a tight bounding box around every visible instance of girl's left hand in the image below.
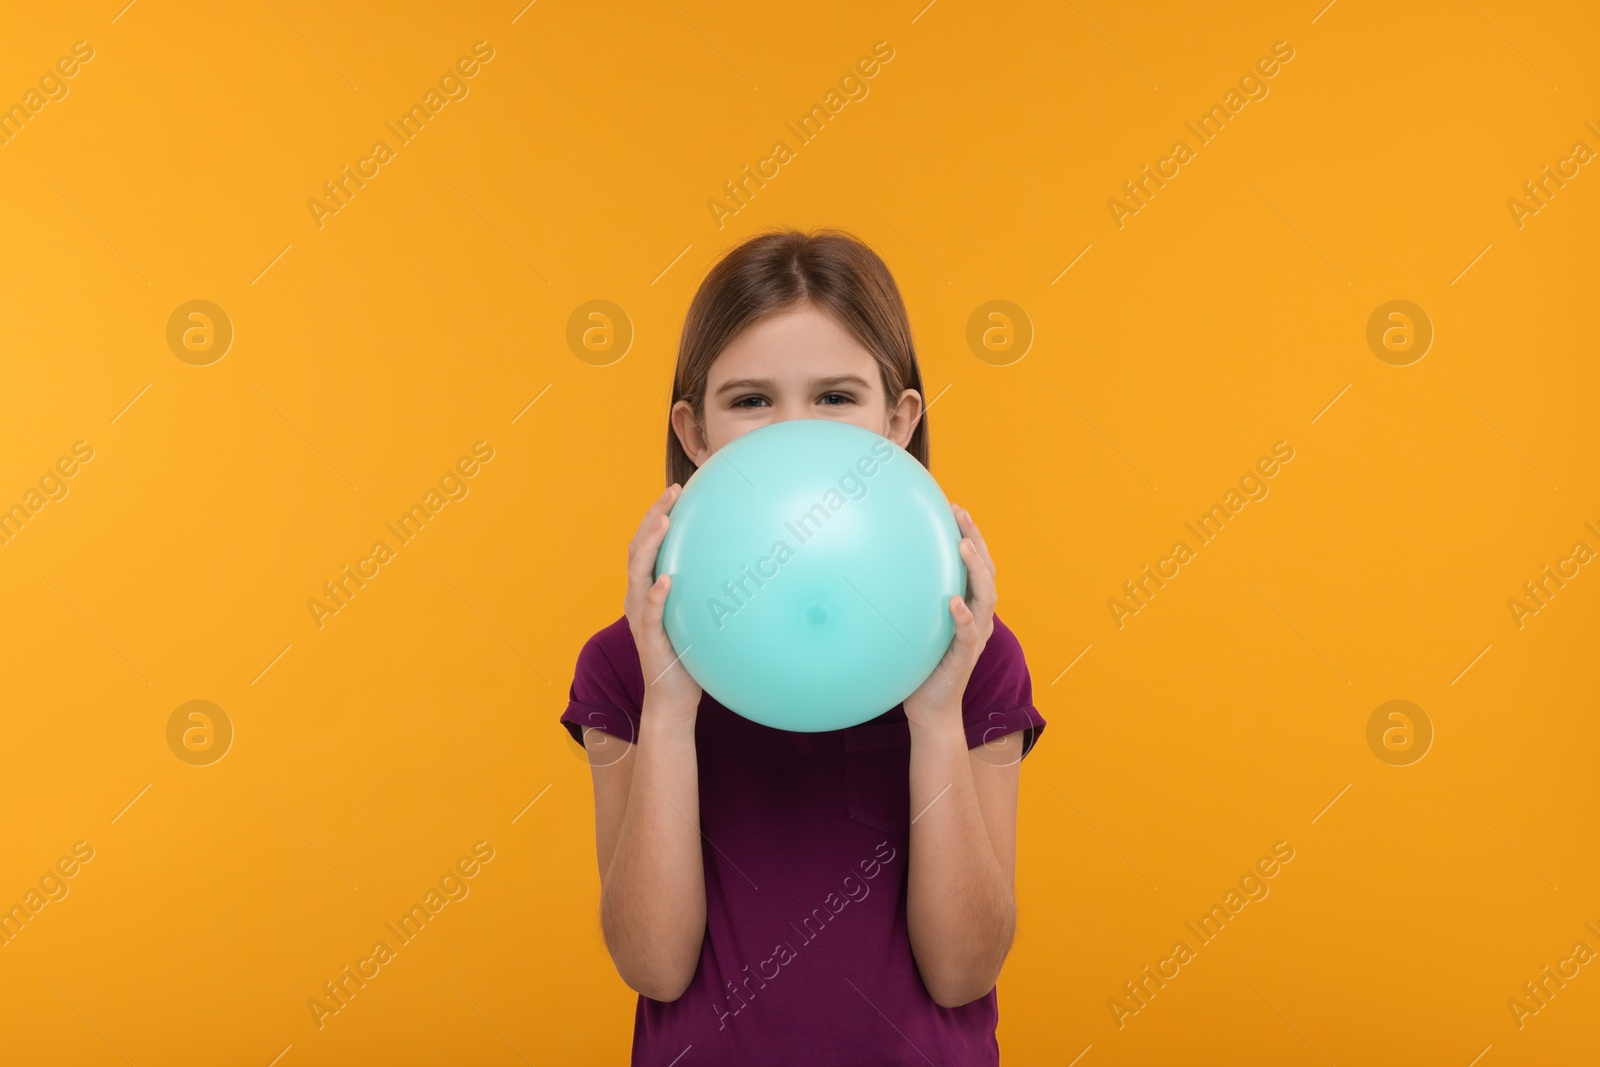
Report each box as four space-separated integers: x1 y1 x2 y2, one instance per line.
903 504 996 731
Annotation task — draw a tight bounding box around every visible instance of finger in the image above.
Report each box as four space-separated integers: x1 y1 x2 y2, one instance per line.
933 594 983 683
625 517 666 606
629 484 681 551
959 537 997 624
642 572 672 635
953 591 982 637
952 506 995 580
627 488 680 588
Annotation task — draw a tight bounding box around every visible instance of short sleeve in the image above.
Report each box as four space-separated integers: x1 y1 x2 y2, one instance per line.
560 618 642 748
961 613 1046 760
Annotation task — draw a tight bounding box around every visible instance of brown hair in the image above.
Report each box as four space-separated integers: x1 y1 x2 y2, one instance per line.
666 227 929 487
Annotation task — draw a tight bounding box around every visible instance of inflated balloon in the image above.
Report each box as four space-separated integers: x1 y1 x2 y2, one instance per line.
653 419 966 732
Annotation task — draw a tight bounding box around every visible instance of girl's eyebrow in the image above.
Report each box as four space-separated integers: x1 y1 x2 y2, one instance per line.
713 374 871 397
812 374 871 390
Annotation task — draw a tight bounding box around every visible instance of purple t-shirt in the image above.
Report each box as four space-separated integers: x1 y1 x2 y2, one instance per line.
560 611 1046 1066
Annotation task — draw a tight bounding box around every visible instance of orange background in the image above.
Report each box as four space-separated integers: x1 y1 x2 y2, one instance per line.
1 1 1596 1063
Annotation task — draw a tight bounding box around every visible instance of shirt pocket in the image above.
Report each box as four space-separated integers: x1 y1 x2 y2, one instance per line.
842 720 912 836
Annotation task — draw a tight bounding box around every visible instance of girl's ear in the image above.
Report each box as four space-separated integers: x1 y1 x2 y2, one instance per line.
671 400 711 467
886 388 924 449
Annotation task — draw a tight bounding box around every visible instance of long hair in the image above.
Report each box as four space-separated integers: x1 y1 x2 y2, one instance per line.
666 228 929 487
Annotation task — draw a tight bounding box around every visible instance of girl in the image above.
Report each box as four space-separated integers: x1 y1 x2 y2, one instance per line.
560 228 1046 1065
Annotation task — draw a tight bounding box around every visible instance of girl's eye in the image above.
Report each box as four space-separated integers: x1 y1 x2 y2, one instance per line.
818 393 853 406
732 395 768 408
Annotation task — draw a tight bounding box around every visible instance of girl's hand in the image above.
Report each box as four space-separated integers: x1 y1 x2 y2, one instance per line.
625 484 703 716
903 504 996 731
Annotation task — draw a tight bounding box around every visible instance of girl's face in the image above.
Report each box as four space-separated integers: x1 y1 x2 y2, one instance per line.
670 303 923 470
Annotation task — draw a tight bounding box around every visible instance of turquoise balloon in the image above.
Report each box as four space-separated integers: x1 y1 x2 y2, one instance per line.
654 419 966 732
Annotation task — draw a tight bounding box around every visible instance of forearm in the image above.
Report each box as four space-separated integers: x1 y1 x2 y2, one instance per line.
904 717 1015 1007
601 700 706 1000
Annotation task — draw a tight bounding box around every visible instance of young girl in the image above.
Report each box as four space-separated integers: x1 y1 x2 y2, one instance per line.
560 228 1046 1065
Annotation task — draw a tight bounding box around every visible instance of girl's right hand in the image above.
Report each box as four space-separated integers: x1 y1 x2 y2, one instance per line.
625 484 703 715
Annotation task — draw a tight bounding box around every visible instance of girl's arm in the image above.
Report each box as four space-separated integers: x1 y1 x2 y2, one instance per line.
586 701 706 1002
905 722 1020 1008
902 505 1022 1007
585 485 707 1002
